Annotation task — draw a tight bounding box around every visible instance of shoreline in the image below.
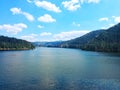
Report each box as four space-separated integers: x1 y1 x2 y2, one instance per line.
0 48 35 51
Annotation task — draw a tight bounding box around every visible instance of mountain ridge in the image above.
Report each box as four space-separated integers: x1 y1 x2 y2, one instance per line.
59 23 120 52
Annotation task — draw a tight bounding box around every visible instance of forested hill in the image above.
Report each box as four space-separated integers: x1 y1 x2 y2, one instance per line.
60 23 120 52
60 30 105 48
0 36 35 50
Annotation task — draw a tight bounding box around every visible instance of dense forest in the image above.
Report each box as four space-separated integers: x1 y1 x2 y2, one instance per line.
0 36 35 50
60 23 120 52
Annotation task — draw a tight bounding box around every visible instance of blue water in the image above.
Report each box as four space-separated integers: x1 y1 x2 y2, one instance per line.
0 47 120 90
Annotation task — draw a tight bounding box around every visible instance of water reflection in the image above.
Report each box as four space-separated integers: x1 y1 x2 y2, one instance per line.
0 47 120 90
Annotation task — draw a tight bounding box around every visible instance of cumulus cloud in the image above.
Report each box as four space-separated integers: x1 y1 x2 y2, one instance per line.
20 30 90 42
40 32 52 36
62 0 80 11
10 7 34 21
27 0 32 3
99 17 109 22
62 0 100 11
10 8 21 14
53 30 90 41
72 21 80 27
101 23 115 29
21 34 38 42
86 0 100 3
0 23 27 34
112 16 120 23
22 12 34 21
38 14 56 23
34 0 61 13
100 16 120 29
38 25 44 29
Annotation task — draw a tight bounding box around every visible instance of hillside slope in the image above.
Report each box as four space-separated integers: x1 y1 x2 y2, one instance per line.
60 23 120 52
0 36 35 50
82 23 120 52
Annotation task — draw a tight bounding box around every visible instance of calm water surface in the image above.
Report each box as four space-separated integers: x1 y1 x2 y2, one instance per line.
0 47 120 90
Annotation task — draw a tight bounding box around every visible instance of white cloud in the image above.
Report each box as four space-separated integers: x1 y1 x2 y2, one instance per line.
101 23 115 29
20 30 90 42
112 16 120 23
53 30 90 41
38 25 44 29
27 0 32 3
0 23 27 34
22 12 34 21
10 8 21 14
34 0 61 13
21 34 38 42
99 16 120 29
62 0 100 11
40 32 52 36
109 23 115 27
72 21 80 27
38 14 56 23
10 7 34 21
87 0 100 3
62 0 80 11
99 17 109 22
80 0 100 4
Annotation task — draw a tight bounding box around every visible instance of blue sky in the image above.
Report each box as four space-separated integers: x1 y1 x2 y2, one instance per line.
0 0 120 42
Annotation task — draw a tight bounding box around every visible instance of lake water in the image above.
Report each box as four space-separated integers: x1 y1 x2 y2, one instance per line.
0 47 120 90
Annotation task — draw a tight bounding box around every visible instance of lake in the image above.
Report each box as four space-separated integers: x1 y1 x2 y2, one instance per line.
0 47 120 90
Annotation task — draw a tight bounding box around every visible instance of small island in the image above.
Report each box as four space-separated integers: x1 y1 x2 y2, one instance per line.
0 36 35 50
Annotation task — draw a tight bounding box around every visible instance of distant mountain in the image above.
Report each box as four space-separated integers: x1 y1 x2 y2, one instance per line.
60 30 105 48
33 41 63 47
0 36 35 50
60 23 120 52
